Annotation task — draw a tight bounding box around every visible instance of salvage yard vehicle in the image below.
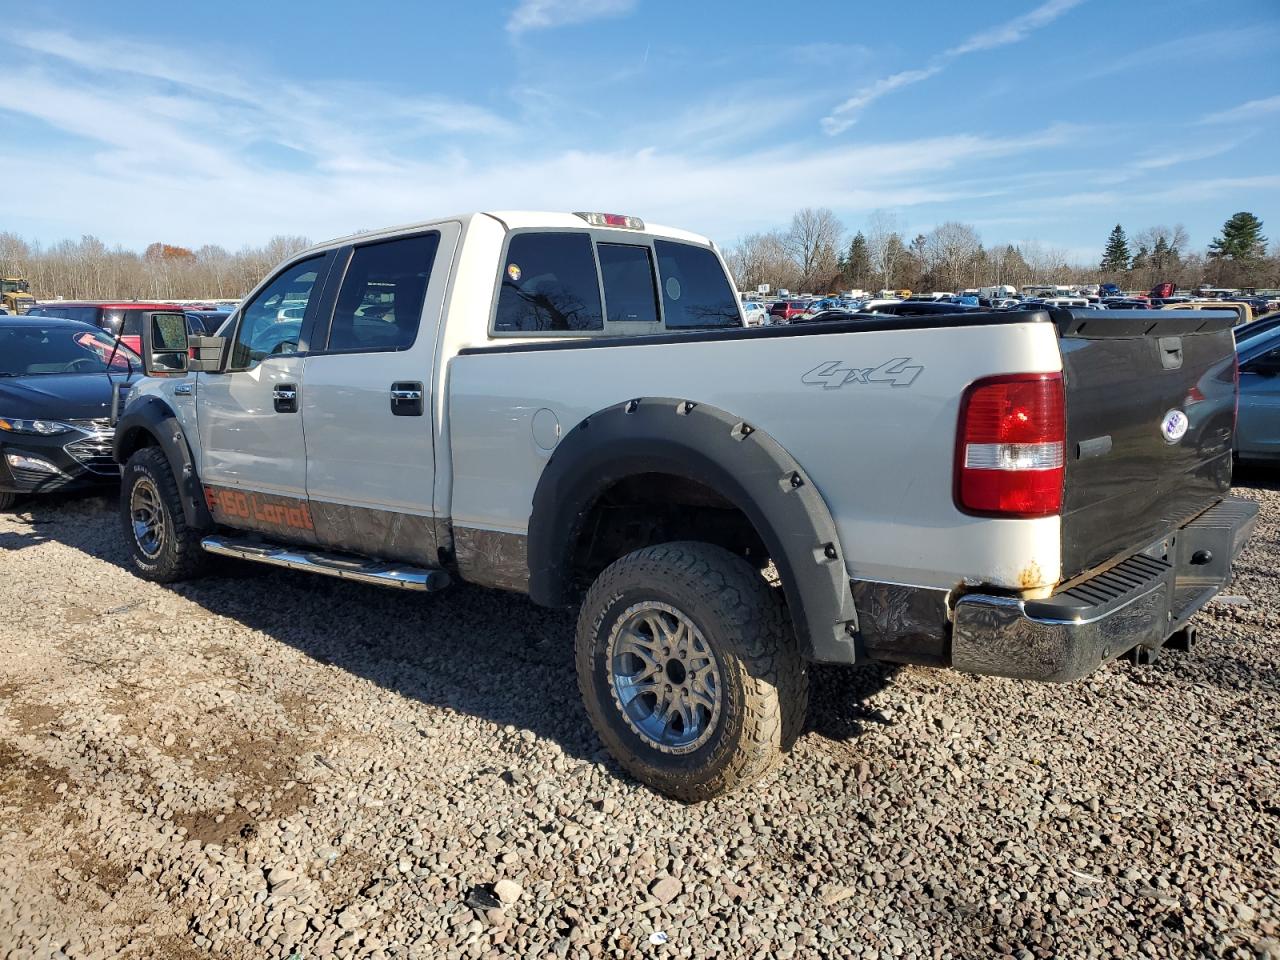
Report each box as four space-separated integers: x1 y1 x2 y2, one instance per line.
0 317 140 510
113 210 1257 801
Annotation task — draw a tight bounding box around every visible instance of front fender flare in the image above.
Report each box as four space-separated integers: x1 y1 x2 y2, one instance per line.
113 395 213 531
528 397 859 663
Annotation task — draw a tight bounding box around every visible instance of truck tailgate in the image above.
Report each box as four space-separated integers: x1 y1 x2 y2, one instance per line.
1056 309 1238 580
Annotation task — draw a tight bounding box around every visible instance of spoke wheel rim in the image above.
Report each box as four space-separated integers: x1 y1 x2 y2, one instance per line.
606 601 723 755
129 477 165 558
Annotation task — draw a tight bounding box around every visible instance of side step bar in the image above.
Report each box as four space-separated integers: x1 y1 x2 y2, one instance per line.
201 535 450 592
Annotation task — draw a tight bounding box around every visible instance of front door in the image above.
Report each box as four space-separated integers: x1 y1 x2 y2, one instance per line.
195 252 333 540
302 224 458 566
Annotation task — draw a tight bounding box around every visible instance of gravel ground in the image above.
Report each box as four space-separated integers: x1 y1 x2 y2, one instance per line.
0 477 1277 960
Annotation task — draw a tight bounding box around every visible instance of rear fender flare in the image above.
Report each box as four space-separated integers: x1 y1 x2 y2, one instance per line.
528 397 859 662
113 396 212 530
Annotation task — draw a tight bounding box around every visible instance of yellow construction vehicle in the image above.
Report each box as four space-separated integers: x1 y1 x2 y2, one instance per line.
1 277 35 314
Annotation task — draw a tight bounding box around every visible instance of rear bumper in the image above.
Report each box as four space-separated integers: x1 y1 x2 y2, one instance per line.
951 496 1259 681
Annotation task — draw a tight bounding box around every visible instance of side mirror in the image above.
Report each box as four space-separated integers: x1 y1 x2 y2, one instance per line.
142 312 189 376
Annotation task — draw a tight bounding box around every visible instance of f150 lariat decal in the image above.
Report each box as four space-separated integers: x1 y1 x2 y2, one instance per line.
802 358 923 389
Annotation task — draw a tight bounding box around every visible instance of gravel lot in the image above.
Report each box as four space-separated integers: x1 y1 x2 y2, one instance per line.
1 478 1277 960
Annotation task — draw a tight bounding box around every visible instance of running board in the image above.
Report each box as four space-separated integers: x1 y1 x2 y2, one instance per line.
201 535 450 592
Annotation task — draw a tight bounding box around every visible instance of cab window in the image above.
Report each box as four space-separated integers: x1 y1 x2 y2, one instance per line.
327 233 439 352
598 243 659 324
653 240 741 330
493 232 603 333
229 256 325 369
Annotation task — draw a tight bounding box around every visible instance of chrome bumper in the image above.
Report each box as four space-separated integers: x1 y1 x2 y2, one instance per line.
951 496 1259 681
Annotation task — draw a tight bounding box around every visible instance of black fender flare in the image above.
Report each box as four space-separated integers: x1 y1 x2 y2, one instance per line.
528 397 859 663
113 396 213 531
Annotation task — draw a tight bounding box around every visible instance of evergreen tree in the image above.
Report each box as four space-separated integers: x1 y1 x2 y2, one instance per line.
843 232 872 287
1100 224 1130 273
1209 212 1267 262
1130 244 1149 275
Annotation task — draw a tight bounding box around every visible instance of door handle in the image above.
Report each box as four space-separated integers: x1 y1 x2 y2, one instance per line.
391 382 424 417
274 384 298 413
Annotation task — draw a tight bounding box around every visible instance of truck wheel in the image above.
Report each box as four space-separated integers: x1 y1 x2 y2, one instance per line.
120 447 208 583
576 541 807 802
0 491 17 511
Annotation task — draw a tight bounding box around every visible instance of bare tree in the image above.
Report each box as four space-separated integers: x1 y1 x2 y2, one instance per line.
724 230 798 292
865 210 904 290
785 208 843 291
925 221 982 291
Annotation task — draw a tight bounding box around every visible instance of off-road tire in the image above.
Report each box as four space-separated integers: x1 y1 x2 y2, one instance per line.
120 446 209 583
0 491 17 511
576 541 808 802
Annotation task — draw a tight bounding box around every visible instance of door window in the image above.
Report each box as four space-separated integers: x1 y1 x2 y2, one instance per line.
327 233 439 352
230 257 326 369
493 232 603 333
598 243 659 324
654 240 742 330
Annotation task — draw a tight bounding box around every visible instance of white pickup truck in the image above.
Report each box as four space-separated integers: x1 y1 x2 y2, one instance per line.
114 211 1257 801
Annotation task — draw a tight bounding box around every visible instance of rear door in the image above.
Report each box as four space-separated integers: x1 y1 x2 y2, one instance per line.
196 253 334 539
1057 309 1238 578
301 224 459 566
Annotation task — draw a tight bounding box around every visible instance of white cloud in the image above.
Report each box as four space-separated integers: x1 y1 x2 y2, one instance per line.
1199 94 1280 125
822 0 1085 133
947 0 1086 55
821 68 944 136
507 0 636 35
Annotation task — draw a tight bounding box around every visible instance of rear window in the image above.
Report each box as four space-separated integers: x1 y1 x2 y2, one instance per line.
653 240 740 330
32 305 102 326
598 243 659 324
494 232 603 333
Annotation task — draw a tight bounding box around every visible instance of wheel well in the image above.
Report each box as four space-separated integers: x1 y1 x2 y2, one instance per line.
568 472 772 593
115 425 159 464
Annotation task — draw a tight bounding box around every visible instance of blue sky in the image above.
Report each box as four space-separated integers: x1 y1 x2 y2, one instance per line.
2 0 1277 261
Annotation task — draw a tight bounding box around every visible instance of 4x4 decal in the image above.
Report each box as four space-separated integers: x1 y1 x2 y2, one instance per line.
802 358 923 389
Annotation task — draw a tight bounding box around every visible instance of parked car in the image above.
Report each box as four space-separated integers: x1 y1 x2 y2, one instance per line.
741 302 769 327
1234 312 1280 348
1236 326 1280 462
114 212 1255 801
863 300 980 316
26 301 191 353
0 317 141 510
767 300 809 323
184 310 233 335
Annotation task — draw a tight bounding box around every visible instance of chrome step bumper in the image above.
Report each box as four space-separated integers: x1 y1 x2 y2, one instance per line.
951 495 1259 681
201 535 450 592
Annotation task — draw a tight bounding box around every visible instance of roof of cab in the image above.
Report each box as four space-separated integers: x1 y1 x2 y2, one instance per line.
314 211 714 254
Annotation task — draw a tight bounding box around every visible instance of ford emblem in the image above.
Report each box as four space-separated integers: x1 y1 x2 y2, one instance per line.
1161 409 1189 444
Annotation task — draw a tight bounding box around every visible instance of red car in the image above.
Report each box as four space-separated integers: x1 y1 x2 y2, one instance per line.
24 301 191 353
768 300 809 323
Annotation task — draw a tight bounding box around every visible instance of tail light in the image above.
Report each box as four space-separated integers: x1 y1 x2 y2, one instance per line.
956 373 1065 517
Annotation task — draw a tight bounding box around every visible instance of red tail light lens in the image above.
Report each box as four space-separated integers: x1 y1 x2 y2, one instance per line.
956 373 1066 517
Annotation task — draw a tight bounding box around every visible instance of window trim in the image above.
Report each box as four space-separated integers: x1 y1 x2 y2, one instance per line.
223 251 334 372
309 229 442 356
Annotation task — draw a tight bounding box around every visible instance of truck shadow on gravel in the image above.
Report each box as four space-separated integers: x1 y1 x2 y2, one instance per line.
12 492 896 767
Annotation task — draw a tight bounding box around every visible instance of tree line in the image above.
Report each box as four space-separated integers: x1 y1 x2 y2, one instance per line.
725 209 1278 295
0 232 312 301
0 210 1275 302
